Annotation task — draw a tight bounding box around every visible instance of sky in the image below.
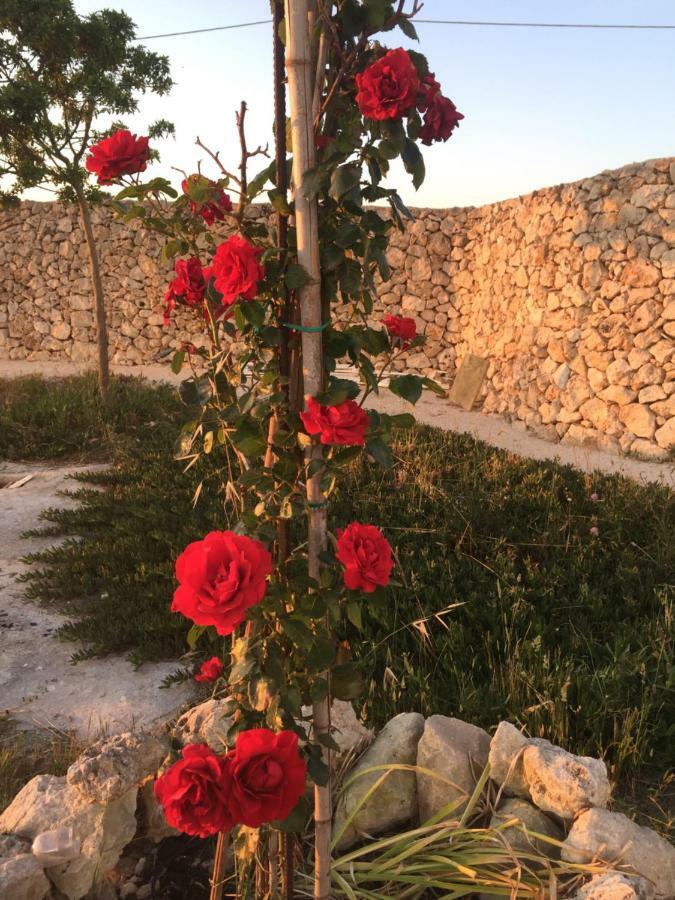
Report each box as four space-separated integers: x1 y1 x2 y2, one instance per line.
54 1 675 207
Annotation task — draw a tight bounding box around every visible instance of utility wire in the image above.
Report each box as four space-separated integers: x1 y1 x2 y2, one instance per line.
136 17 675 41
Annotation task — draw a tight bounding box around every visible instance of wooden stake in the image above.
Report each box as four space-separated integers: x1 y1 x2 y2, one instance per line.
284 2 331 897
209 830 230 900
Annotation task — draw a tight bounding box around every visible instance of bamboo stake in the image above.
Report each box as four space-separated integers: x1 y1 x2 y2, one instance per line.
284 2 331 897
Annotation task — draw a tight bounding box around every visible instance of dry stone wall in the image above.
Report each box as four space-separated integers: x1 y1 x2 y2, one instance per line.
1 156 674 458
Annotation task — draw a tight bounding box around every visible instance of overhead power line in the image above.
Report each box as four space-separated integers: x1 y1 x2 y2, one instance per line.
136 17 675 41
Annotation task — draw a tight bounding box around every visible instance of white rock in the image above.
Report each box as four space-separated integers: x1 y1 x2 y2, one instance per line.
654 417 675 449
619 404 656 439
563 809 675 898
0 774 137 900
174 698 235 753
333 712 424 849
487 721 532 797
67 731 168 803
489 797 563 858
416 716 490 822
301 700 373 766
0 852 51 900
522 742 610 820
575 872 655 900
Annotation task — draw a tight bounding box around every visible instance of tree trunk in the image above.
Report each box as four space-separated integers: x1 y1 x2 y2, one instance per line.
284 2 331 898
76 190 110 402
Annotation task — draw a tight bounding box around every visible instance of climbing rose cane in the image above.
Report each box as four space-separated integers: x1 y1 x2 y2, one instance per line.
194 657 224 683
355 48 420 121
224 729 307 828
336 522 393 593
210 234 264 305
85 129 150 184
300 397 370 446
171 531 273 635
384 314 417 349
153 744 234 837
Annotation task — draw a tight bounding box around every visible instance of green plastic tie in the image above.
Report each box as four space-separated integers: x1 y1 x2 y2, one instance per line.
280 320 331 333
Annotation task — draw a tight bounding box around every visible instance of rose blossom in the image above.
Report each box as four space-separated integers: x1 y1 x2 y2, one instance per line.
194 656 224 683
384 314 417 349
163 256 207 324
418 73 441 111
355 48 420 121
300 397 370 446
85 129 150 184
182 176 233 226
153 744 234 837
210 235 264 305
171 531 273 635
336 522 393 593
420 93 464 145
224 729 306 828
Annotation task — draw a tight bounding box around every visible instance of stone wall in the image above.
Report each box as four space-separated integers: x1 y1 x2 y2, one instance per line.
1 156 674 458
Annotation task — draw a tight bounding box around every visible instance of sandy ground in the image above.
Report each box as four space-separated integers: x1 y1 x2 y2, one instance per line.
0 461 194 737
2 358 673 487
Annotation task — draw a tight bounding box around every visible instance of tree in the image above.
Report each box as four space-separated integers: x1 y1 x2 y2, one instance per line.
0 0 172 400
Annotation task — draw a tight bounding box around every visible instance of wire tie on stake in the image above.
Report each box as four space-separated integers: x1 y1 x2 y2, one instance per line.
280 320 331 333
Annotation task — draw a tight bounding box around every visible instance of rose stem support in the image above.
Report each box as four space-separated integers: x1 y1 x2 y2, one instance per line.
75 186 110 402
284 2 331 898
209 830 230 900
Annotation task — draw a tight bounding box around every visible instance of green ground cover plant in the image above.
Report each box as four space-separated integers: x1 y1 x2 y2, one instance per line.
5 375 674 786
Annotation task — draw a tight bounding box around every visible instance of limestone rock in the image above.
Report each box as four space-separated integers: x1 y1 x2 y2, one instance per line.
655 417 675 449
137 779 179 843
487 721 532 797
333 712 424 849
575 872 655 900
67 731 168 803
619 404 656 439
489 797 563 858
416 716 490 822
301 700 373 766
522 742 610 820
563 809 675 898
174 698 235 752
0 847 51 900
0 774 137 900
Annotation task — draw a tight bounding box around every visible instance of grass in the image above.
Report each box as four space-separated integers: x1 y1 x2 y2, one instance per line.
3 375 674 791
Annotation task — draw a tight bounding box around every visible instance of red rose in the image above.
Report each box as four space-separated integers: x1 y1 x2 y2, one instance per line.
300 397 370 446
384 314 417 349
418 73 441 112
153 744 233 838
171 531 273 635
211 235 264 305
85 129 150 184
336 522 393 593
182 176 233 226
224 729 306 828
420 94 464 145
355 48 420 121
163 256 207 324
195 657 224 683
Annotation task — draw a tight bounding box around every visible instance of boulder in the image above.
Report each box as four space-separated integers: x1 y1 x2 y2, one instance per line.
137 779 179 843
489 797 563 858
416 716 490 822
574 872 655 900
333 712 424 850
174 698 235 752
562 809 675 899
67 732 168 804
0 774 137 900
487 721 533 797
522 743 610 820
301 700 373 767
0 853 51 900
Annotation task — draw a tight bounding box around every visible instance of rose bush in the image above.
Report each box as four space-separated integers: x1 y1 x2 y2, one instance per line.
171 530 273 635
182 174 233 225
300 397 370 446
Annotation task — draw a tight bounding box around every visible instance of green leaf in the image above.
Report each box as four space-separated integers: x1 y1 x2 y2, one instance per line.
390 412 416 428
282 617 314 649
171 350 185 375
389 374 423 405
367 437 393 468
365 0 388 27
315 377 360 406
307 752 330 787
123 204 146 222
317 732 341 752
401 138 425 190
186 624 206 650
399 17 419 40
307 636 336 673
423 376 447 397
285 263 312 290
329 163 361 201
272 794 310 833
346 601 363 630
302 164 328 199
334 222 361 249
331 663 365 701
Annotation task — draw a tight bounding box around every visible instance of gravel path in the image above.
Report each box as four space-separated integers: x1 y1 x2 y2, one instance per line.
0 461 194 737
